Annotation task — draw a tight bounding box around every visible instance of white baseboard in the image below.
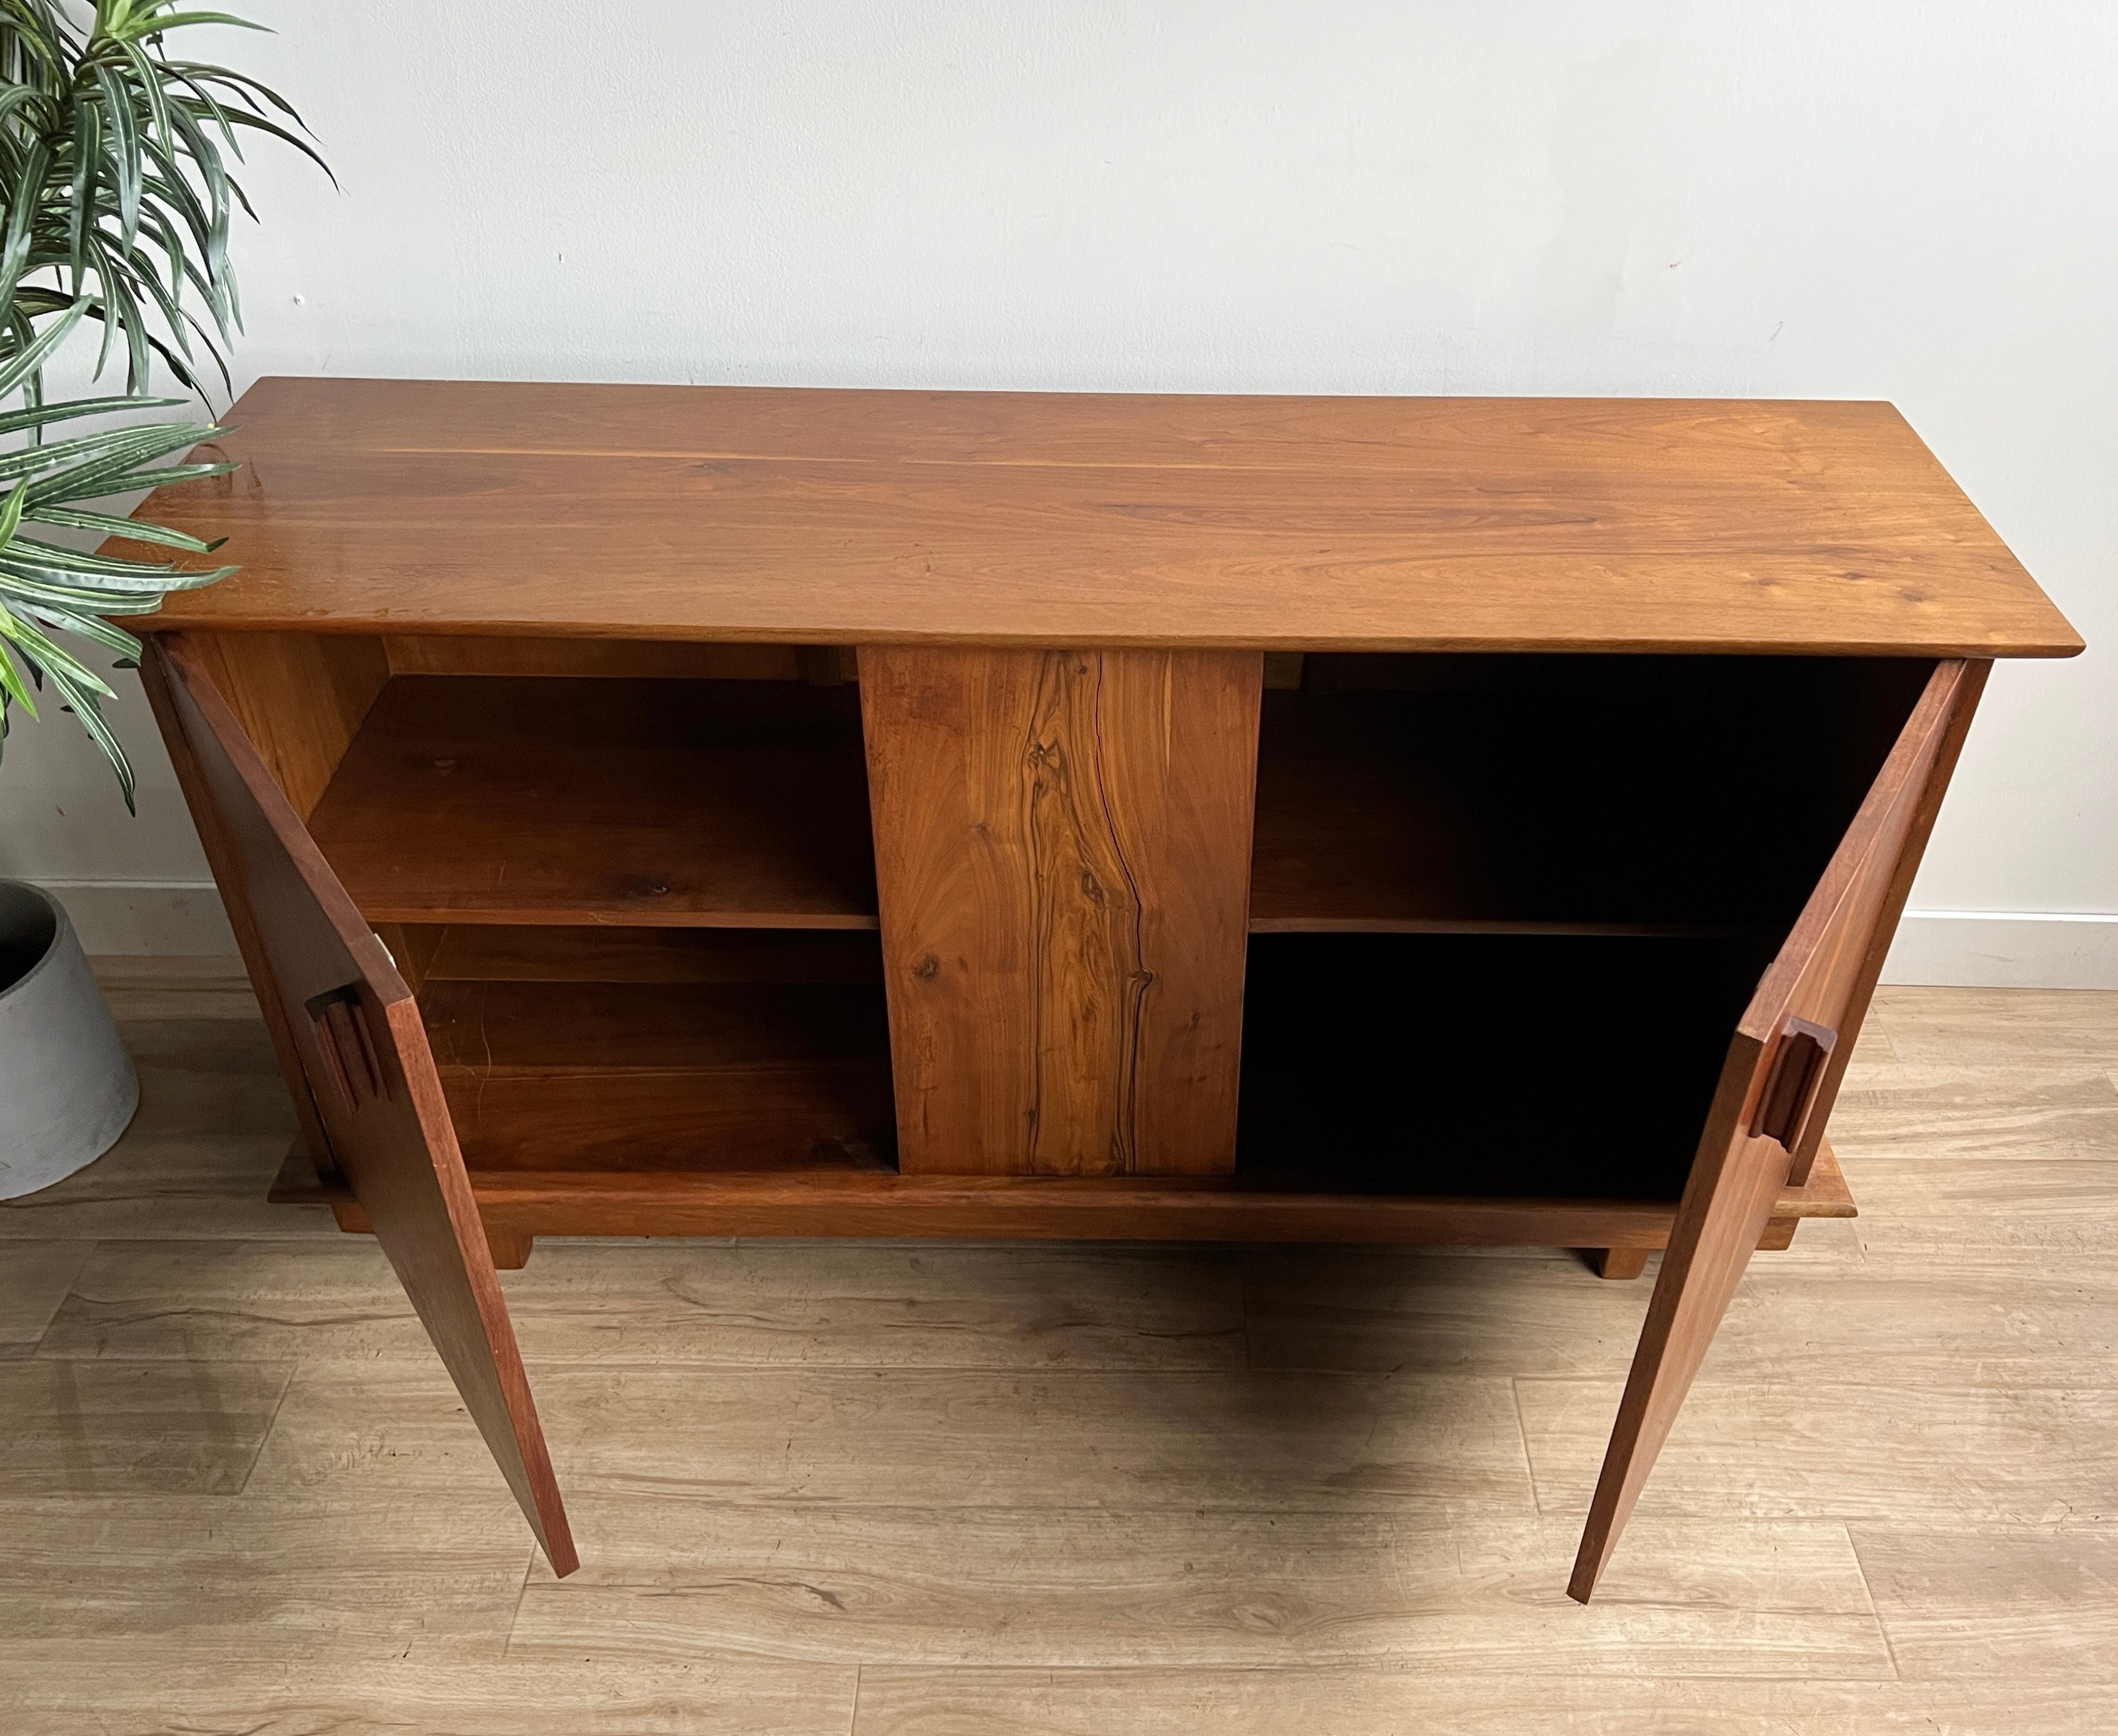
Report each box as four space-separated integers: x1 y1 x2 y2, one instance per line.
31 880 237 956
26 880 2118 991
1883 911 2118 991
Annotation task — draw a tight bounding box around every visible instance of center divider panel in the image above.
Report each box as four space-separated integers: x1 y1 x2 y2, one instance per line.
860 646 1263 1177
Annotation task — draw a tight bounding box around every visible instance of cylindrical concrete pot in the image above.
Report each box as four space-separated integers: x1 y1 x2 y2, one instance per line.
0 881 139 1199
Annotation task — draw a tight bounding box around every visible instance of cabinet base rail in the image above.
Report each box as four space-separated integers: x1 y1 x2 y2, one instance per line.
273 1138 1853 1248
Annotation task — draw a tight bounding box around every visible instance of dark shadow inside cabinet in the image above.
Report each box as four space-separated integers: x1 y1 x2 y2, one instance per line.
1238 652 1935 1199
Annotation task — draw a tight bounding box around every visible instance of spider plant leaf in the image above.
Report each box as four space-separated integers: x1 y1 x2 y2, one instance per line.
0 571 172 613
0 415 225 484
28 457 238 505
0 137 52 307
2 535 182 579
43 658 134 810
0 394 184 437
133 12 269 34
0 297 89 400
66 90 101 295
18 599 144 663
0 642 38 721
26 502 217 551
0 476 29 546
217 105 332 181
116 36 174 155
92 64 144 249
0 602 114 698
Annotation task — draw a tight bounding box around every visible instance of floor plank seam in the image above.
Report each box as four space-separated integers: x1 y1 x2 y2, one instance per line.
1507 1375 1553 1518
230 1360 299 1496
1842 1519 1908 1684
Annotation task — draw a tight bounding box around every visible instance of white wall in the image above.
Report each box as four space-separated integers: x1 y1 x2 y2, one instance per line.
3 0 2113 981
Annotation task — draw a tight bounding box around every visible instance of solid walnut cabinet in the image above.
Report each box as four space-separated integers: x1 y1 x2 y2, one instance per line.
135 380 2079 1601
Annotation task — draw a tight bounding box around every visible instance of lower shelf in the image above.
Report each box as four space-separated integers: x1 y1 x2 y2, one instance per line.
272 1137 1854 1248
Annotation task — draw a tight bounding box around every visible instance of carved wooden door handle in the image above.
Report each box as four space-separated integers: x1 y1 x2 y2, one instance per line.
1751 1015 1837 1148
306 987 386 1112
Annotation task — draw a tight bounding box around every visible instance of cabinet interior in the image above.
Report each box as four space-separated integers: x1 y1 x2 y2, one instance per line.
221 633 1931 1207
1240 651 1934 1197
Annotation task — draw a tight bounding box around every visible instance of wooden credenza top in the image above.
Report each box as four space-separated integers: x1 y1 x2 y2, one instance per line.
141 377 2080 656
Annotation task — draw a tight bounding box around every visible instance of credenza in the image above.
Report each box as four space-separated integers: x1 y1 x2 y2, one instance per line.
134 380 2080 1602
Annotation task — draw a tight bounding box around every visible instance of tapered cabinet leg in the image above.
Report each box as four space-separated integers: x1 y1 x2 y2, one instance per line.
487 1229 533 1271
1591 1247 1650 1280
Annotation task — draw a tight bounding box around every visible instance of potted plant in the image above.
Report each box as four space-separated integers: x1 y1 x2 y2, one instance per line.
0 0 324 1195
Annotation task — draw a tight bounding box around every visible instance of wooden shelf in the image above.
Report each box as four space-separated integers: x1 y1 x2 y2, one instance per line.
273 1137 1853 1245
417 968 895 1172
1249 657 1929 936
308 675 878 928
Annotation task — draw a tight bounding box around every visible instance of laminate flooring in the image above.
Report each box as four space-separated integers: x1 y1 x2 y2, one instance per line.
1 959 2113 1733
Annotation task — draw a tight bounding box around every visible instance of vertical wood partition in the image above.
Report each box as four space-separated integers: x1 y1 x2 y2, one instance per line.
862 646 1263 1175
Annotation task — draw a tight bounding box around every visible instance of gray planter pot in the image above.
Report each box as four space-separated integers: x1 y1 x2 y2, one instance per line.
0 882 139 1199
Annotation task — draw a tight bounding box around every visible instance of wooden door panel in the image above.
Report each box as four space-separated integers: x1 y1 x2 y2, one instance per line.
142 632 576 1575
1568 658 1987 1602
862 645 1262 1176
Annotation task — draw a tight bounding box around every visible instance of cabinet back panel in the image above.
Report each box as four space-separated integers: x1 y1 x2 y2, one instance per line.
1238 931 1777 1201
307 674 878 927
1253 654 1933 934
418 954 894 1172
383 635 861 684
415 924 884 984
190 631 390 820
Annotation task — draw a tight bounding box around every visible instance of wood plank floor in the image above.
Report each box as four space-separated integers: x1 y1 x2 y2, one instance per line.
1 959 2113 1733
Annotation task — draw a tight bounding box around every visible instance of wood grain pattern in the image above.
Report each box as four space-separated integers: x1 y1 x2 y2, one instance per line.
384 634 808 680
142 634 576 1575
0 1243 91 1355
1850 1530 2118 1680
0 1362 291 1492
135 380 2080 657
306 675 878 928
1519 1379 2118 1526
11 968 2117 1727
1568 658 1988 1602
0 1658 853 1736
186 630 389 820
510 1507 1888 1674
419 977 896 1172
274 1153 1853 1246
0 1491 533 1665
252 1363 1537 1515
850 1672 2117 1735
420 924 885 985
862 645 1260 1176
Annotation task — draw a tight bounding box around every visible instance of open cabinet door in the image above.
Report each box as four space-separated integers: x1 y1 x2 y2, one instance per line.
1568 658 1988 1603
142 632 577 1576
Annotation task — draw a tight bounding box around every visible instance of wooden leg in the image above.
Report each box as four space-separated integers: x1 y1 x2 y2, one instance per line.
1591 1247 1651 1280
1568 1128 1791 1603
485 1228 533 1271
1755 1216 1799 1252
328 1200 532 1271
